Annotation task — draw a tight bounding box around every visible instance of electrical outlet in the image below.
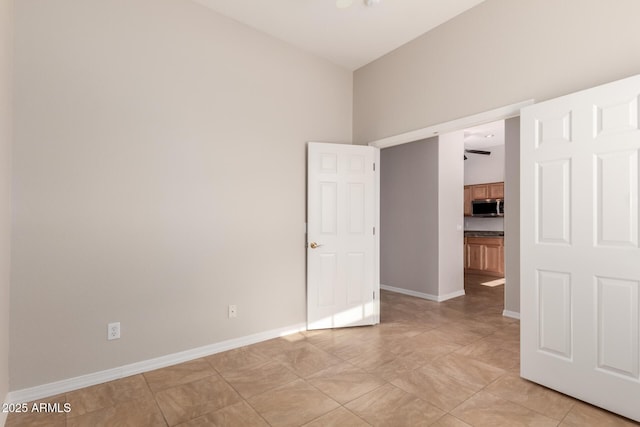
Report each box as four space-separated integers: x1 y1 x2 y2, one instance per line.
228 305 237 318
108 322 121 340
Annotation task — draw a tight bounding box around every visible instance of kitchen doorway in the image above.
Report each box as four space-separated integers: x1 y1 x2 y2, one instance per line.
462 120 506 299
370 100 530 319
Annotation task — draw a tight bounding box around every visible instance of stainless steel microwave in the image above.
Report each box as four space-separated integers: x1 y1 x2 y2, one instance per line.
472 199 504 217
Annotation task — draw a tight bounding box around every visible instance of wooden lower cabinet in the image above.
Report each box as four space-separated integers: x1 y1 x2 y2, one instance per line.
464 186 471 216
464 236 504 276
483 243 503 274
465 242 484 270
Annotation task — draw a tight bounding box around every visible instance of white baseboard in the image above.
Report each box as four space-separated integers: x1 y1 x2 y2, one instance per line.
5 322 306 405
502 310 521 320
380 284 465 302
439 290 466 301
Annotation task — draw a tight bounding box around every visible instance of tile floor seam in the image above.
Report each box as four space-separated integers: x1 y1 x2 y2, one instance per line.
239 396 275 427
483 374 578 423
446 386 484 420
458 389 563 427
150 398 170 427
139 370 172 427
480 386 558 422
300 374 355 407
222 367 302 402
337 382 389 407
302 405 370 427
203 353 222 375
555 399 578 426
157 374 243 426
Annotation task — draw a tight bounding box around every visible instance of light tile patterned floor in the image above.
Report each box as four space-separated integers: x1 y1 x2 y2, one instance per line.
6 274 639 426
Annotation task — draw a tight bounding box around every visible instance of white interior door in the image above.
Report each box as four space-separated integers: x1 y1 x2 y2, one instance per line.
521 74 640 421
307 142 379 330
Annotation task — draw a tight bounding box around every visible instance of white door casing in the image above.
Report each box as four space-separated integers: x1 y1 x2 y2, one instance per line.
521 74 640 421
307 142 379 330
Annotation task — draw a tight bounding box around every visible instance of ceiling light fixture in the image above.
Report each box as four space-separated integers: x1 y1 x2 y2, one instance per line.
485 133 495 138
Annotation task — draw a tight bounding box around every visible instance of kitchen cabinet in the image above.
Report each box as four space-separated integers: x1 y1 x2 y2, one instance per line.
464 186 471 216
464 236 504 276
488 182 504 199
464 181 504 216
465 240 484 270
471 184 488 200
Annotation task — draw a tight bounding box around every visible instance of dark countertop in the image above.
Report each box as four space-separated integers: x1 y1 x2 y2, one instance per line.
464 230 504 237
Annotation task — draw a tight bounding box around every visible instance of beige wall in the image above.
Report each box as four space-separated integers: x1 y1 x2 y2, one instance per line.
0 0 12 422
11 0 352 390
437 132 464 298
380 138 439 295
464 144 505 186
354 0 640 145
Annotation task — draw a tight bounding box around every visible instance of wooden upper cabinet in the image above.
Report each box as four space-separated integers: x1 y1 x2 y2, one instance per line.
489 182 504 199
471 184 488 200
464 181 504 215
464 186 471 216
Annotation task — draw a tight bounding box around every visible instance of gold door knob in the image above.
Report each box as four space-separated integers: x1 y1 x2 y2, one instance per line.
309 242 322 249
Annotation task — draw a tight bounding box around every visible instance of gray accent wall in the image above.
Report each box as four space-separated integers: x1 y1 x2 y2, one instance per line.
380 134 465 300
0 0 12 420
380 138 439 296
504 117 520 314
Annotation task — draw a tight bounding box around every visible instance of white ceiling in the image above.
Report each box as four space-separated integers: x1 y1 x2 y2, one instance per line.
193 0 485 70
464 120 504 150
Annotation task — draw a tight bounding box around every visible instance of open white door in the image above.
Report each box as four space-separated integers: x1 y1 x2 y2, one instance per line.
307 142 379 330
521 74 640 421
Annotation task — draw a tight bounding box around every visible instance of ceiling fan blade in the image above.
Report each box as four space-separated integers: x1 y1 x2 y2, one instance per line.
465 149 491 155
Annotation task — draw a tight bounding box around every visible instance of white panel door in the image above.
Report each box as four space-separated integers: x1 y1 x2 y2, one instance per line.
521 74 640 421
307 142 379 330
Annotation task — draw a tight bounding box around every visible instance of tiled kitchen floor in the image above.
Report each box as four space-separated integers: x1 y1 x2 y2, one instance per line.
6 274 638 426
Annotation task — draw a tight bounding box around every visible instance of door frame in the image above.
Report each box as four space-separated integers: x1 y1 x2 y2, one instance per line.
367 99 533 317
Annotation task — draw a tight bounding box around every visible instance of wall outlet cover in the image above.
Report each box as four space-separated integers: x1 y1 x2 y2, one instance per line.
108 322 121 340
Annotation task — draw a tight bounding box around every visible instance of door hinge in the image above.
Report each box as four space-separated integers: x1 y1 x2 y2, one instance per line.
373 227 375 235
373 291 375 300
373 163 376 171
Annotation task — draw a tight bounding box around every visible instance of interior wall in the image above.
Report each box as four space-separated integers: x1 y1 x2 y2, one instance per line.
437 132 464 298
354 0 640 145
464 144 505 185
355 0 640 317
0 0 13 421
504 117 520 314
11 0 352 390
380 138 439 296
